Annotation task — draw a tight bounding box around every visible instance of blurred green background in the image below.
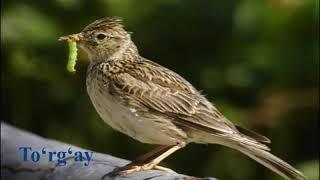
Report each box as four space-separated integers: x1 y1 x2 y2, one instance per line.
1 0 319 179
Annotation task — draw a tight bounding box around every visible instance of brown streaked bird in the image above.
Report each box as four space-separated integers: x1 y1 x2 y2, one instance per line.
59 17 306 180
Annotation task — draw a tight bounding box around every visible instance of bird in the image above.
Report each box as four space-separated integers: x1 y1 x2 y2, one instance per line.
59 17 306 180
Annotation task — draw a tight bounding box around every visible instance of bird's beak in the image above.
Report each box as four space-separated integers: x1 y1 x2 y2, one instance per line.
58 33 83 42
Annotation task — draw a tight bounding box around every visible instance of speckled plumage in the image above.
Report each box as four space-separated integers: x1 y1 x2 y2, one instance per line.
60 17 306 180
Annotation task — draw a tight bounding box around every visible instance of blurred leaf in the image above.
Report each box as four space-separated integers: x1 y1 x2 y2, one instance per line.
226 63 254 88
298 160 319 180
1 4 60 45
54 0 82 9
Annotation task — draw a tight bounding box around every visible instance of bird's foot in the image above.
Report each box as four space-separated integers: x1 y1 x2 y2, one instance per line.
102 161 175 179
153 165 176 173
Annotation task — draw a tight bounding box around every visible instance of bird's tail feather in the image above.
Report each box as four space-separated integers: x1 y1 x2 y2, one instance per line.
187 124 306 179
233 143 306 180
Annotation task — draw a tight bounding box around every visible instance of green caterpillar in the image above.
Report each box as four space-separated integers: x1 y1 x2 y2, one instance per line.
66 40 78 73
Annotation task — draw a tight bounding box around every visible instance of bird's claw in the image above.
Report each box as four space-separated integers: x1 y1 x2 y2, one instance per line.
102 162 175 179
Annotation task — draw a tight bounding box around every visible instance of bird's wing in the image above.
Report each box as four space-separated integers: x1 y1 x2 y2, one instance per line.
102 59 239 135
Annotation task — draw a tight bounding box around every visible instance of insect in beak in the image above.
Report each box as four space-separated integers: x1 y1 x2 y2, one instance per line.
58 33 82 42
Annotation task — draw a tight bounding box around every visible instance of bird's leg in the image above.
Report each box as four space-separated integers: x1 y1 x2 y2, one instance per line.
130 145 177 174
107 143 184 177
113 145 172 175
132 145 170 164
103 145 175 179
122 144 183 174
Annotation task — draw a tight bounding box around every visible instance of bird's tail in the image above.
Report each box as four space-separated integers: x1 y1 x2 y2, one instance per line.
184 120 306 179
232 143 306 180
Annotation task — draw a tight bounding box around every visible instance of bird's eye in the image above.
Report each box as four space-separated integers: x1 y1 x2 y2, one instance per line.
96 34 107 40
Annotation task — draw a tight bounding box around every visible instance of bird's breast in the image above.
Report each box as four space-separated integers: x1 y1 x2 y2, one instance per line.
86 73 136 134
86 71 186 145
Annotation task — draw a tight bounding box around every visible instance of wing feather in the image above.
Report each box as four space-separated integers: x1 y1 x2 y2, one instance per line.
102 60 238 135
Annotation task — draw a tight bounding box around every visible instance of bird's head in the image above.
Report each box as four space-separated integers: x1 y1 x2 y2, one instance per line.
59 17 135 62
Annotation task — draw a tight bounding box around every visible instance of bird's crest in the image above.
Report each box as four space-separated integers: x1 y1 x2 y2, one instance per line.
82 17 124 32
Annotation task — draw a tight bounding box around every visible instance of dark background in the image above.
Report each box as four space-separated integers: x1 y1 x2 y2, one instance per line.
1 0 319 179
